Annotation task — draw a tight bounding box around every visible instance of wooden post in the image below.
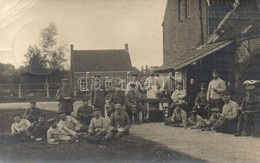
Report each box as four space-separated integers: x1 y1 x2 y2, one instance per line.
18 84 21 98
46 83 50 98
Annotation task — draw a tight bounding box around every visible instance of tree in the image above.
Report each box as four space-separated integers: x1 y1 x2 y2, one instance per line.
40 22 67 70
24 45 47 75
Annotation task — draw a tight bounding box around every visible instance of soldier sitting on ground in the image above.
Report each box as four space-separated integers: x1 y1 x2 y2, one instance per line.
165 102 187 128
104 103 131 140
47 118 79 144
77 97 93 126
23 100 43 123
107 84 125 118
201 108 221 131
87 108 108 141
58 111 88 133
11 114 31 140
188 111 204 129
212 94 239 133
235 85 260 136
26 114 49 141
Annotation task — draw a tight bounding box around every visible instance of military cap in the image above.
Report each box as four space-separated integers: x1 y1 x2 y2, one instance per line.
245 85 255 91
200 83 207 88
212 69 219 73
13 113 21 118
189 110 197 115
29 100 36 104
93 108 100 113
38 114 46 118
62 78 69 82
82 96 89 101
48 118 57 124
131 73 138 77
211 108 220 112
175 101 184 106
57 111 66 115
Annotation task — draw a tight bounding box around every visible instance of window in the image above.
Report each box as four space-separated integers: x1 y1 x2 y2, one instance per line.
178 0 183 22
185 0 190 18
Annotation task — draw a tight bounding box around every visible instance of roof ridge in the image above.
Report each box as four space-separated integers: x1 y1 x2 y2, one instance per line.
73 49 128 52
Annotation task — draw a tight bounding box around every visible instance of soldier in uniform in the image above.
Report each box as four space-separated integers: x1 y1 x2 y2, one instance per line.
187 79 197 116
235 85 260 136
76 97 93 126
26 114 49 141
11 114 31 138
188 111 204 129
165 102 187 128
193 83 208 119
87 108 108 141
169 84 186 117
104 103 131 140
107 84 125 117
201 108 221 131
90 75 106 117
125 84 141 124
212 94 239 133
56 78 74 115
58 111 88 132
163 72 175 99
23 100 43 123
47 118 79 144
207 69 227 113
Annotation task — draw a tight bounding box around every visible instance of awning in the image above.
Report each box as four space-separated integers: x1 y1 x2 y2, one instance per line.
207 0 260 44
155 40 234 72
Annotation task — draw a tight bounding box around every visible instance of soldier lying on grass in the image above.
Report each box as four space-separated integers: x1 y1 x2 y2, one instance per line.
47 118 79 144
11 114 31 140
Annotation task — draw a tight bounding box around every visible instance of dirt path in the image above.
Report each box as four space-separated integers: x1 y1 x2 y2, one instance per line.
131 123 260 163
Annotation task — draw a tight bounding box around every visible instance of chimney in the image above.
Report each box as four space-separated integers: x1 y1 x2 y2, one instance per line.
70 44 74 51
125 44 128 51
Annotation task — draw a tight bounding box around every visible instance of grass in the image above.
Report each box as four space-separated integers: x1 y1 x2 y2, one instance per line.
0 109 204 162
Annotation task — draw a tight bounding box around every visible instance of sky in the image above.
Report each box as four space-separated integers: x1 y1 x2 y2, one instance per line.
0 0 167 69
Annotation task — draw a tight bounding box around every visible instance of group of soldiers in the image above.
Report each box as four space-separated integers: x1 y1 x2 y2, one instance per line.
164 69 260 137
11 99 130 143
9 69 260 144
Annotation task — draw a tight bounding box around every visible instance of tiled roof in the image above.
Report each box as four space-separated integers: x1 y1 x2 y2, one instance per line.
71 49 132 72
208 0 260 43
156 40 233 71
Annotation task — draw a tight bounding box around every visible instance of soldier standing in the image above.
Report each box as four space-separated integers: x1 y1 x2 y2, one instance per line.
90 75 106 117
207 69 227 113
235 85 260 136
56 78 74 115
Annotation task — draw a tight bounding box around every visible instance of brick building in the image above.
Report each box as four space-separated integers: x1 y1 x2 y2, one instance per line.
70 44 133 95
157 0 260 91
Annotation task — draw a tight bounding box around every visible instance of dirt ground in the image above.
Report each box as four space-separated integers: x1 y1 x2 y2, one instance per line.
131 123 260 163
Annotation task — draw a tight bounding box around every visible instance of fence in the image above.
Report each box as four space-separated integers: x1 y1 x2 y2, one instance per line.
0 83 60 102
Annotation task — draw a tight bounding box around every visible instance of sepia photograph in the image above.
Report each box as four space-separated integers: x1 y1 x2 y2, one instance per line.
0 0 260 162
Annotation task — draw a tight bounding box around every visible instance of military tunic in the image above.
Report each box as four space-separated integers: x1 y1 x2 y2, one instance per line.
56 86 74 115
77 105 93 126
23 107 43 123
